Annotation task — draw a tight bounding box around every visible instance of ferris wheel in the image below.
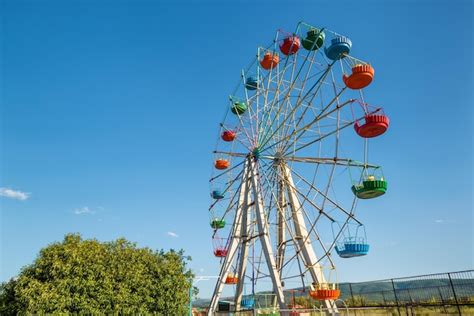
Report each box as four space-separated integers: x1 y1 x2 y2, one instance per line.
207 21 389 315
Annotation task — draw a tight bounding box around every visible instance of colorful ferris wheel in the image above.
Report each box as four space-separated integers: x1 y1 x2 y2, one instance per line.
207 21 389 315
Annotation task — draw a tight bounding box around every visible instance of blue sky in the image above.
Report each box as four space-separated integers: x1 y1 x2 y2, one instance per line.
1 0 472 298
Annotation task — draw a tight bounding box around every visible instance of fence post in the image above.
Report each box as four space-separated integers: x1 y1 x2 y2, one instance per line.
437 287 448 314
391 279 401 316
348 282 355 302
447 272 462 315
407 288 414 303
348 283 356 315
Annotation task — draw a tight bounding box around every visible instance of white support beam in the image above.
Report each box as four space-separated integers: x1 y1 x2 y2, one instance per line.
282 163 338 314
234 176 252 311
207 165 250 315
276 165 286 273
249 159 286 310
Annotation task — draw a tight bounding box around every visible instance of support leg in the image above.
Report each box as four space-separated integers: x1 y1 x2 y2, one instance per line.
208 165 250 315
282 163 338 314
276 167 287 273
234 178 252 311
250 160 286 310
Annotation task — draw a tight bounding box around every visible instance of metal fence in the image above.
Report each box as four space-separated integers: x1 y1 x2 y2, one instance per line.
338 269 474 314
195 270 474 315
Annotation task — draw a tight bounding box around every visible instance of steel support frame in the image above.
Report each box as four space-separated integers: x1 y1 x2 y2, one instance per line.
208 159 286 315
207 164 250 314
208 159 339 315
282 163 338 314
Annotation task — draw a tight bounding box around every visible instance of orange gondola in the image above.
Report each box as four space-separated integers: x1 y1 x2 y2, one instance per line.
354 114 389 138
343 64 375 90
309 284 340 300
225 274 238 284
260 52 279 70
214 159 229 170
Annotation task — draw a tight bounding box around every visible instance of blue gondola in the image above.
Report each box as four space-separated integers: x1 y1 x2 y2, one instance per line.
325 36 352 60
245 76 260 90
335 237 370 258
241 295 255 309
211 190 225 200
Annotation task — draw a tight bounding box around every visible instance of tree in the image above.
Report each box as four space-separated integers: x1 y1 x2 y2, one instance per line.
0 234 194 314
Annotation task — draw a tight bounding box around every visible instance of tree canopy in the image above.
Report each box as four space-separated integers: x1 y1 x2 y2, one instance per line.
0 234 193 314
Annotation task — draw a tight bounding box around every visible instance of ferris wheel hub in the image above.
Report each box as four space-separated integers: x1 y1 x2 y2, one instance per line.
251 147 261 160
273 151 284 162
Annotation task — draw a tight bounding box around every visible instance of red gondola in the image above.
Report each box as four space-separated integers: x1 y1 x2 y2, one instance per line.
221 130 236 142
212 236 229 258
354 114 389 138
280 36 300 56
214 248 228 258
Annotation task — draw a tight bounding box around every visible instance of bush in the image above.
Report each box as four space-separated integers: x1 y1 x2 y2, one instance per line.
0 233 194 314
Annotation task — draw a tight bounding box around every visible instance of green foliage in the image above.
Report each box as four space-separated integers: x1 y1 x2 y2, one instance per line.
345 295 368 307
0 278 19 314
0 233 194 315
293 296 311 308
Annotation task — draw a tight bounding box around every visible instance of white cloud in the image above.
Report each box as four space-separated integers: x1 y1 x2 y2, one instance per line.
0 187 30 200
167 231 179 238
435 219 444 224
74 206 95 215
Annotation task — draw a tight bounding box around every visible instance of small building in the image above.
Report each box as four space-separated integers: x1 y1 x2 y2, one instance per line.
218 300 235 312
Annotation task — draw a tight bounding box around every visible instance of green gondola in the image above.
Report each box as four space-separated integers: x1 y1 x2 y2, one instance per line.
352 177 387 199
